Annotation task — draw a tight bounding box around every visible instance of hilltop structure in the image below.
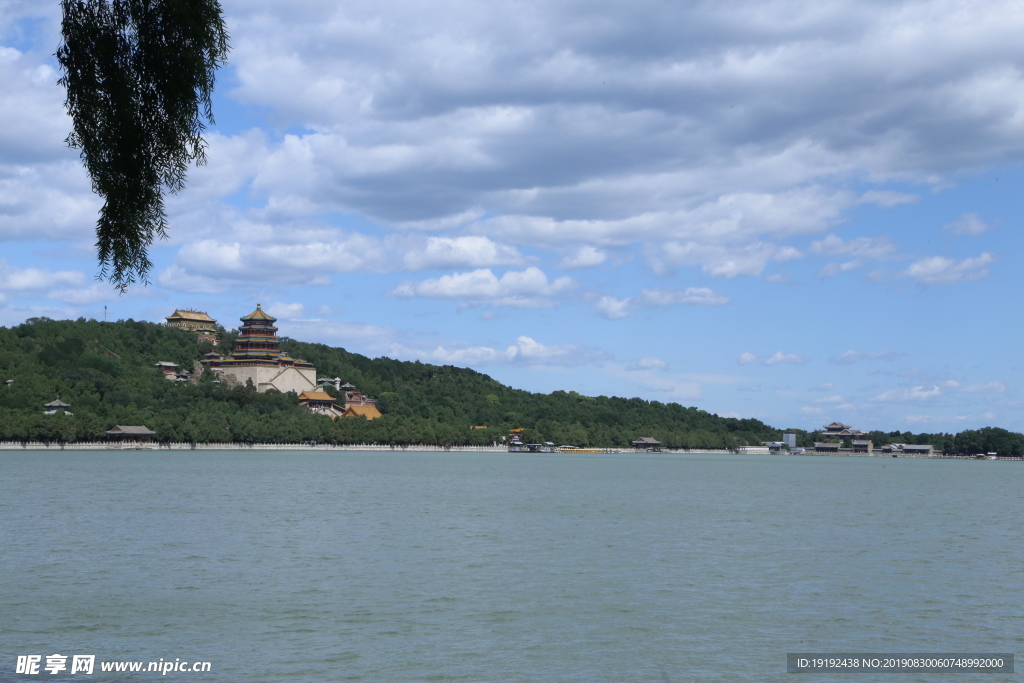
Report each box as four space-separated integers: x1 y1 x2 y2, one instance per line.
298 382 382 419
204 304 317 394
165 309 219 345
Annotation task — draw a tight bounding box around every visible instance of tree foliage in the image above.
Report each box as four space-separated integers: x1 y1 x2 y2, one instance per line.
57 0 229 289
2 318 1019 452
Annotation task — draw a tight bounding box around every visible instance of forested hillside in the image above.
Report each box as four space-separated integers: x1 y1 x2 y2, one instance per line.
0 317 779 446
1 317 1021 454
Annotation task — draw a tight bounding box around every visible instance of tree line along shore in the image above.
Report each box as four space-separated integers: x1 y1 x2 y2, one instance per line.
1 317 1022 455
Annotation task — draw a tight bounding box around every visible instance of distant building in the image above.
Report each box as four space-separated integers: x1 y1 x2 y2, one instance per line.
298 389 346 419
851 440 873 453
631 436 662 451
43 398 72 416
782 432 797 448
901 444 934 456
762 441 785 453
106 425 156 442
204 304 316 394
814 442 841 453
4 379 12 387
155 362 192 382
340 383 379 412
820 422 866 438
341 404 382 420
165 309 219 345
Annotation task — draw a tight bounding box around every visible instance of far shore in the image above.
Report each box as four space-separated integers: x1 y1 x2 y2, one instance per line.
0 441 1019 459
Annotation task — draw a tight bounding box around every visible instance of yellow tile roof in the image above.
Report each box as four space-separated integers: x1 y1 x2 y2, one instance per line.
240 303 276 321
167 309 216 322
344 405 382 420
299 390 336 402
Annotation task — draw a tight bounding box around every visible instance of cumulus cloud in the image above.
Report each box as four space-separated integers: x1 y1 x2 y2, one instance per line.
47 283 125 306
266 302 305 320
594 286 731 319
737 352 759 365
871 385 942 402
943 213 989 236
763 351 809 366
504 335 609 366
860 190 921 207
401 235 522 270
559 245 607 269
0 260 85 292
902 253 994 285
831 350 895 364
628 356 669 371
963 381 1005 393
814 395 845 404
811 234 899 277
391 267 575 307
8 0 1024 305
595 296 631 320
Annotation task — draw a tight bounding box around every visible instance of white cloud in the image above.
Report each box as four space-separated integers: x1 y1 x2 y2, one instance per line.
648 239 811 278
902 253 994 285
801 406 824 415
391 267 575 307
831 349 895 363
763 351 809 366
628 356 669 371
47 283 125 306
503 335 610 366
871 385 942 402
860 190 921 207
815 395 844 404
810 382 835 392
943 213 989 236
594 286 730 319
737 352 759 365
640 287 731 307
401 235 522 270
559 245 607 269
595 295 631 320
963 381 1005 393
0 260 86 292
810 235 899 269
266 302 305 320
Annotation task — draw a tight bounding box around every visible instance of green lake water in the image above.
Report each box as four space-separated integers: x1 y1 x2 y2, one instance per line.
1 450 1020 681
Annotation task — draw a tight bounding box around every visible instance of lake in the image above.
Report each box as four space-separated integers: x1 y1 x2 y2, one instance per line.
1 450 1020 681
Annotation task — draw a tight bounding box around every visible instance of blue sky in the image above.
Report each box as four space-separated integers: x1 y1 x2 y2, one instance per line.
1 0 1022 432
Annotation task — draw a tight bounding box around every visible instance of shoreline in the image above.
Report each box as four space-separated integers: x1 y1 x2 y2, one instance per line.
0 441 1018 459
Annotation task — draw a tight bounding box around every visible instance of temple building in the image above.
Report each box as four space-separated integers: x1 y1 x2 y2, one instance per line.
820 421 866 438
298 389 346 418
43 398 72 416
298 382 382 419
338 382 381 419
204 304 316 394
165 309 219 345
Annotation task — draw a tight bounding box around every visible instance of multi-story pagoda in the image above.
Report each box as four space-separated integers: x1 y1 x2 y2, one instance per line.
205 304 316 394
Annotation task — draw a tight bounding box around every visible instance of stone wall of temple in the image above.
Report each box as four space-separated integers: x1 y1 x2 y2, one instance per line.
219 365 317 394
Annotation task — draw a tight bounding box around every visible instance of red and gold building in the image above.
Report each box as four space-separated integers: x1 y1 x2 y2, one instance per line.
205 304 317 394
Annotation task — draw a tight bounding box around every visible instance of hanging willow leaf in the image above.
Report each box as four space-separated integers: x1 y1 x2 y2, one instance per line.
57 0 229 290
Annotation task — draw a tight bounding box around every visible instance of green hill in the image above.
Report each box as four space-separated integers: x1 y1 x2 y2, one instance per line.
0 316 1021 454
0 317 781 447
